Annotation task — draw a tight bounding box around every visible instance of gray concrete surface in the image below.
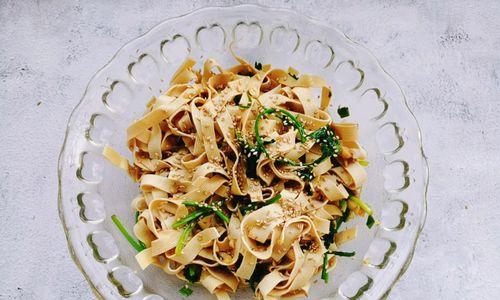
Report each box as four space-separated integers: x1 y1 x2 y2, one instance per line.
1 0 499 299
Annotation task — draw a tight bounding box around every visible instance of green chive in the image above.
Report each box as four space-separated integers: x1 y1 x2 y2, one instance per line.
236 133 260 178
172 208 211 229
330 251 356 257
366 215 375 229
179 286 193 297
337 106 350 118
321 253 329 283
240 194 281 215
263 139 275 145
214 209 230 224
182 201 200 207
176 223 194 256
348 195 373 215
340 200 347 212
336 205 350 230
307 126 341 165
184 264 202 283
277 157 300 167
358 159 370 167
265 194 282 205
181 201 230 224
323 204 351 251
111 215 145 252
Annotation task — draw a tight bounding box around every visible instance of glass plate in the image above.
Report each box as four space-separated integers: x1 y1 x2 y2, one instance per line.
58 4 428 300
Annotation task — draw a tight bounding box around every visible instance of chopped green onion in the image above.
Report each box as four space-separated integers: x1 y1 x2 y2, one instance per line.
323 201 351 251
323 221 336 250
254 61 262 70
337 204 351 229
308 126 342 165
236 133 260 178
358 159 370 167
184 264 202 283
337 106 350 118
138 240 146 250
348 195 373 215
172 208 211 229
176 223 194 256
340 199 347 212
182 201 200 207
321 253 329 283
181 201 230 224
179 286 193 297
174 200 231 255
214 209 230 224
366 215 375 229
263 139 275 145
240 194 281 215
330 251 356 257
276 157 301 166
297 166 315 182
265 194 282 205
111 215 146 252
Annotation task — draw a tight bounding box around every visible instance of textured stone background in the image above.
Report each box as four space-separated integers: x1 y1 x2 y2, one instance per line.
1 0 499 299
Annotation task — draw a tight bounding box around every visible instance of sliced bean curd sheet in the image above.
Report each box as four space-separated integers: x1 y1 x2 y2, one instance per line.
103 52 373 299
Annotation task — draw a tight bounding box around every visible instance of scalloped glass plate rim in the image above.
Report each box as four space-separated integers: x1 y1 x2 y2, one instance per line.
58 4 428 300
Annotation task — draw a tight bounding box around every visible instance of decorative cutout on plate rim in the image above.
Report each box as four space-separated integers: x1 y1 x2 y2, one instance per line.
127 53 163 95
380 200 408 231
108 266 144 296
334 60 365 91
269 25 300 53
76 151 105 183
363 238 396 269
360 88 388 120
87 231 119 263
376 122 404 155
85 113 116 146
195 24 227 51
231 21 263 48
383 160 411 192
160 34 191 64
77 192 106 223
304 40 334 68
102 80 133 114
338 271 373 299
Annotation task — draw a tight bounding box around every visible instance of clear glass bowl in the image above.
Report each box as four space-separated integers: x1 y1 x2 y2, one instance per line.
58 4 428 300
